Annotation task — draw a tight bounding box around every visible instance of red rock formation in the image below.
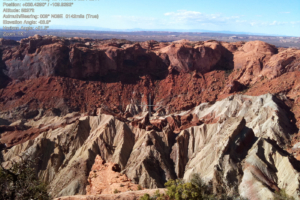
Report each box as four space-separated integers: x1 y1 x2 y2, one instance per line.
1 37 300 143
86 155 141 195
0 127 42 148
157 40 233 73
2 36 300 199
0 39 19 46
261 48 300 79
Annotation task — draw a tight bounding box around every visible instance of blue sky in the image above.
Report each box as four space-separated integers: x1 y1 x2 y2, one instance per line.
2 0 300 36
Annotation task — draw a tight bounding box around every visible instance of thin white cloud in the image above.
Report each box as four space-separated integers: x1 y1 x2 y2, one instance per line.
290 21 300 25
269 21 289 25
245 20 292 27
112 10 297 30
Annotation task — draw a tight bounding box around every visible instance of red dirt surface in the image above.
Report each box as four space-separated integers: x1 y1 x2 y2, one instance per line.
86 155 141 195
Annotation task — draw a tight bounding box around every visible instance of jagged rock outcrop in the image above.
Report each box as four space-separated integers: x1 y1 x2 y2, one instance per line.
261 48 300 79
1 93 300 199
170 94 299 199
123 127 177 188
230 41 278 85
2 37 169 81
86 155 141 195
156 40 233 72
0 110 175 197
1 37 235 82
1 37 300 200
0 38 19 46
2 38 300 124
239 138 300 199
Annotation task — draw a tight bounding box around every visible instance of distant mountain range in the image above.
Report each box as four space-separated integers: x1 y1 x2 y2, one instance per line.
0 25 293 37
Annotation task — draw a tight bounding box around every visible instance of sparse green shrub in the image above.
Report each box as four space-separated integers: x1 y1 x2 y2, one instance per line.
138 184 143 190
164 173 214 200
140 193 151 200
153 190 166 200
224 69 233 78
187 43 196 48
274 189 295 200
240 87 249 94
140 190 167 200
114 189 120 194
0 157 51 200
144 173 247 200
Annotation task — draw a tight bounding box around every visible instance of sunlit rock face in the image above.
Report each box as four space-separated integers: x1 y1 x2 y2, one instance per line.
1 37 300 199
1 93 300 199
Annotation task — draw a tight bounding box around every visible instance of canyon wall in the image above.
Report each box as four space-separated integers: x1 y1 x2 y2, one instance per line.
1 36 300 199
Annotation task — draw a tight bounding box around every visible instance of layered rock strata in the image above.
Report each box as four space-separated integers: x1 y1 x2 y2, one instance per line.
1 94 299 199
1 36 300 199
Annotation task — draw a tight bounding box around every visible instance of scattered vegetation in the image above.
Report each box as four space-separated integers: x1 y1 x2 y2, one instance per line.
274 189 295 200
140 193 151 200
164 173 215 200
138 184 143 190
114 189 120 194
0 157 51 200
93 173 97 178
187 43 196 48
140 175 294 200
224 69 233 78
141 190 166 200
140 173 248 200
153 190 167 200
240 87 249 94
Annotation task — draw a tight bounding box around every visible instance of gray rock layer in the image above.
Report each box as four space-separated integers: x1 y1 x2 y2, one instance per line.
1 94 300 199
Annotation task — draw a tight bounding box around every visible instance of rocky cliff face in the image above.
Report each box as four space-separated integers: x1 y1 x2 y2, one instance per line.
1 36 300 200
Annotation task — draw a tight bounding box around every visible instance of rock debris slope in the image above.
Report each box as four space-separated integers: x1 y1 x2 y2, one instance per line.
86 155 142 195
1 36 300 199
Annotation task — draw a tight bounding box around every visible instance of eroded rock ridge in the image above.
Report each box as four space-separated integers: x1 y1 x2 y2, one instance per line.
1 36 300 200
